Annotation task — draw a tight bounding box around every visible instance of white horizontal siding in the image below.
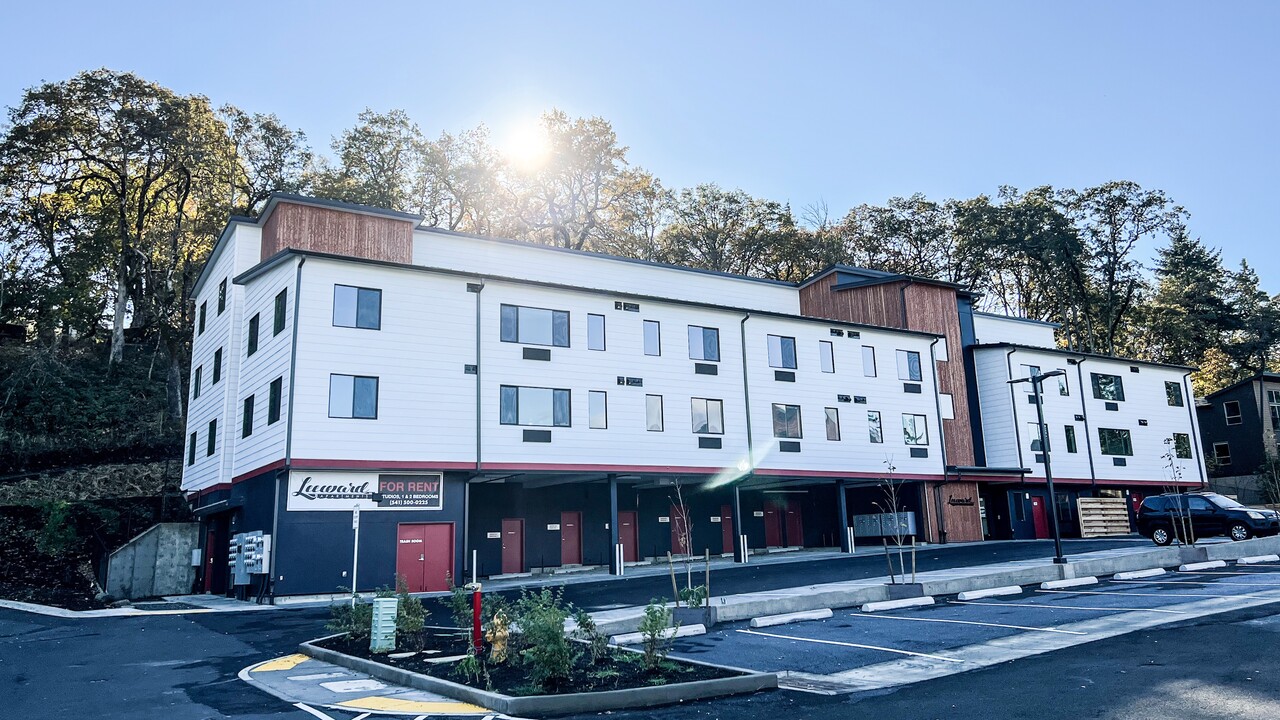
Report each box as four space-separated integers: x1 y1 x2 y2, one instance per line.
973 348 1020 469
288 259 478 464
229 256 295 479
973 314 1057 348
413 230 800 314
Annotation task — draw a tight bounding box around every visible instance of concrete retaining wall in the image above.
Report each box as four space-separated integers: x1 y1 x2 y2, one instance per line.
106 523 198 600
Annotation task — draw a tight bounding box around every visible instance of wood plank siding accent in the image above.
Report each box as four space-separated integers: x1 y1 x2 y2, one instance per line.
801 275 983 542
260 201 414 263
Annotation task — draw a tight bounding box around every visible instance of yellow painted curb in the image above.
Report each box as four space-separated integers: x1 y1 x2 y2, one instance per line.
252 653 310 673
335 695 489 714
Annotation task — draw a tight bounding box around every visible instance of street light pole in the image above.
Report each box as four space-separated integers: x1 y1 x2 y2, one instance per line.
1011 370 1068 565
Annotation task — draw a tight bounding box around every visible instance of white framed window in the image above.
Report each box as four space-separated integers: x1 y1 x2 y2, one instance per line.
500 385 571 427
688 326 720 361
588 314 606 351
767 335 797 369
329 374 379 419
862 346 877 377
588 390 608 429
691 398 724 434
819 341 835 373
646 394 664 431
1224 400 1242 425
643 320 661 356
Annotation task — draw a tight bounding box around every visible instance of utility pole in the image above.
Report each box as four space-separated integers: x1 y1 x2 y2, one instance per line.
1010 369 1068 565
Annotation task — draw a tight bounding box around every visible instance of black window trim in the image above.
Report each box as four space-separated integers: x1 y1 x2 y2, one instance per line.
500 303 571 348
687 325 721 362
499 384 573 427
328 373 380 420
690 396 725 435
273 288 287 336
332 283 383 330
771 402 803 439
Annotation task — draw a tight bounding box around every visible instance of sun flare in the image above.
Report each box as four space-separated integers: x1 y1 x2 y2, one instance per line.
500 119 552 172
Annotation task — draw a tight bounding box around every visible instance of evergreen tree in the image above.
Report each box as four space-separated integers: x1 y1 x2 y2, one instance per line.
1139 228 1232 366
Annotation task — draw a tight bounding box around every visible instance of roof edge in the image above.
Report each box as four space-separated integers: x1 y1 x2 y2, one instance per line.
969 342 1197 372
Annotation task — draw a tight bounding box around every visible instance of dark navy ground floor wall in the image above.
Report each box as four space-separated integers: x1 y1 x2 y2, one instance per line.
273 473 468 596
468 482 619 576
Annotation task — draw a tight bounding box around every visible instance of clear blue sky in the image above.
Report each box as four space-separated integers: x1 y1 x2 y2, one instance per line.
2 1 1276 285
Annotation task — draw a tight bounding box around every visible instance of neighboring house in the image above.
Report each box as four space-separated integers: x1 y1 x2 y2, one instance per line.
183 194 1206 600
1196 373 1280 504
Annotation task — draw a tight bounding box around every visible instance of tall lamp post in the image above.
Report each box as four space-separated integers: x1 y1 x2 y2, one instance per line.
1010 369 1068 565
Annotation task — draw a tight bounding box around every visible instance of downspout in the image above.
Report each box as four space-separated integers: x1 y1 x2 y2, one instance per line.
1073 358 1097 487
274 255 305 598
1005 348 1024 470
1182 371 1207 489
928 337 949 543
739 313 755 463
473 280 485 472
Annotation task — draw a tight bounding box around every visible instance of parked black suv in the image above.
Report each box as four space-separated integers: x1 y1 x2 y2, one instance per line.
1137 492 1280 545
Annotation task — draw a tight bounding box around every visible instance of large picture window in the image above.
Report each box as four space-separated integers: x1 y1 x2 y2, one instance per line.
772 403 802 439
500 304 570 347
688 326 720 361
1091 373 1125 401
691 398 724 434
500 385 571 427
1098 427 1133 456
333 285 382 329
329 374 379 419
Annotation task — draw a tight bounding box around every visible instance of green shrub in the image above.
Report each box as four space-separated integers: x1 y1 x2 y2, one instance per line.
513 587 580 689
638 600 675 671
454 649 491 690
677 584 708 608
326 591 374 641
327 578 429 644
573 609 610 664
441 576 473 629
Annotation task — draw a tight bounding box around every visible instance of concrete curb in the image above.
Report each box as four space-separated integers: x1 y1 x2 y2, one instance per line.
1179 560 1228 572
861 596 934 613
1238 555 1280 565
1041 577 1098 590
299 637 776 717
749 609 833 628
1113 568 1166 580
955 586 1022 601
609 624 706 646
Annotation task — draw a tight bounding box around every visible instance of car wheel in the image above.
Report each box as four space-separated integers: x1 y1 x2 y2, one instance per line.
1151 527 1172 546
1229 523 1251 542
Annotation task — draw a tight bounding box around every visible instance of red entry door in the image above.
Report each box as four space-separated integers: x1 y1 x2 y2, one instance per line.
670 504 690 555
203 530 216 593
763 502 783 547
501 518 524 575
1030 497 1050 539
721 504 735 555
618 511 639 563
396 523 454 592
785 505 804 547
560 511 582 566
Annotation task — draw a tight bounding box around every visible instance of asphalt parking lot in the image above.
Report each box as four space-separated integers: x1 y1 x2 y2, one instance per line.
667 562 1280 680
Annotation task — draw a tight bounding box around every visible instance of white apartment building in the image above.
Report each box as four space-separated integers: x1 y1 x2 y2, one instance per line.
183 195 1204 598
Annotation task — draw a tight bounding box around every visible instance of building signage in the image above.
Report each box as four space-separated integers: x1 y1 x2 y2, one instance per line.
287 471 445 512
486 532 501 539
547 523 561 531
376 475 443 509
947 496 975 507
710 516 722 523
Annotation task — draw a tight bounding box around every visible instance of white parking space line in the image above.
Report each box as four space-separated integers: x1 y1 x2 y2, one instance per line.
1037 589 1269 601
954 600 1186 614
846 612 1086 635
292 704 337 720
1113 579 1280 588
1179 570 1277 576
735 628 964 663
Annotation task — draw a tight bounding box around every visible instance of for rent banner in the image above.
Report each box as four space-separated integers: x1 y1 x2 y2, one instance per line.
286 471 445 511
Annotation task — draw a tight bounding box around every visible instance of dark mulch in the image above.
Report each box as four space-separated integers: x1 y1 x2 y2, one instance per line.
0 582 106 611
316 628 741 696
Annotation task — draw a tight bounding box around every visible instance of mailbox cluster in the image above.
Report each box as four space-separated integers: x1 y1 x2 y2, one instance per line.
227 531 271 587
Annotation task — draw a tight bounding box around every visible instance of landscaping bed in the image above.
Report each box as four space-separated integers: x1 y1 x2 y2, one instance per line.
315 628 737 696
